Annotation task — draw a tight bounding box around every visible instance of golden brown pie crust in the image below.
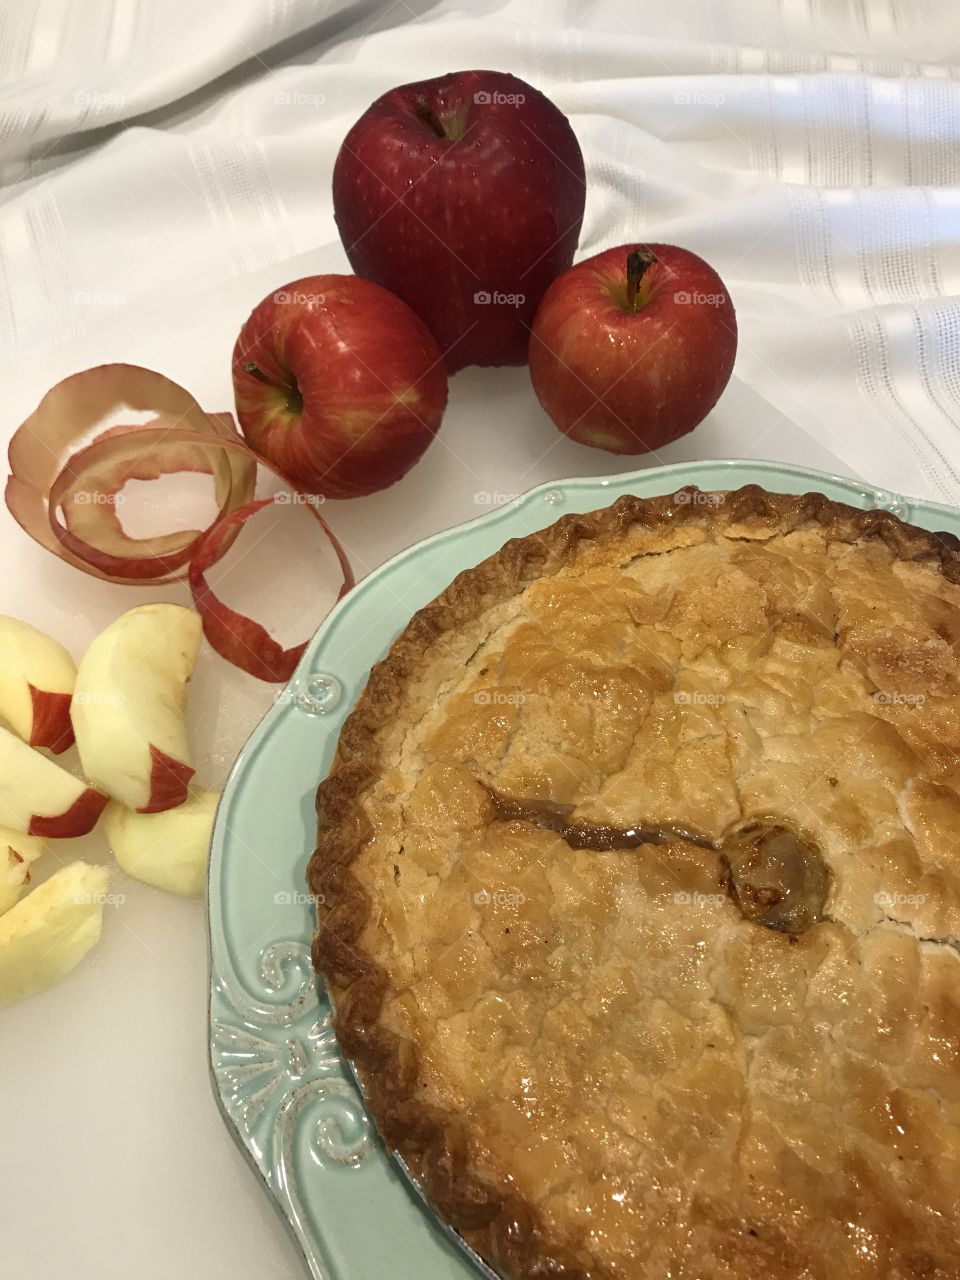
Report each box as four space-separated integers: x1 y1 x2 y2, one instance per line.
308 486 960 1280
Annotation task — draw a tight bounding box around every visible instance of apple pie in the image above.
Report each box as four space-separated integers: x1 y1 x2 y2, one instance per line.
309 485 960 1279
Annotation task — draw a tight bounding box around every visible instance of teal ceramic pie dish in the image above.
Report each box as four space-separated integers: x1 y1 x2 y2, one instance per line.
206 458 960 1280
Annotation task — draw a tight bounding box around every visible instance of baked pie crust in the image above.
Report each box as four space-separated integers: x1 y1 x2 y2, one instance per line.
308 486 960 1279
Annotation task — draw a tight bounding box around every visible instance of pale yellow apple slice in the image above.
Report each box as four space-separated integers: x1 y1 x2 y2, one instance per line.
71 604 201 814
0 828 45 916
103 786 218 897
0 616 77 753
0 725 107 837
0 861 108 1006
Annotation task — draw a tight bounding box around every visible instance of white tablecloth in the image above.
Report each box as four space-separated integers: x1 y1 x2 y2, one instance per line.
3 0 960 501
2 3 959 1278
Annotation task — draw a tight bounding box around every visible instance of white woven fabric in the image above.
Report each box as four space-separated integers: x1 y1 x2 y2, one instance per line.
2 0 959 501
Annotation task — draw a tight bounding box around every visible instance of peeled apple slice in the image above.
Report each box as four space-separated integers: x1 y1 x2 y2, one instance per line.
0 861 108 1006
71 604 200 814
0 616 77 752
103 786 219 897
0 829 45 916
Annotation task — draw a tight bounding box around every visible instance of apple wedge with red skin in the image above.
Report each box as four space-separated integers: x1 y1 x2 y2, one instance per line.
71 604 200 813
529 243 738 454
0 616 77 753
333 70 586 373
232 274 448 499
0 726 107 837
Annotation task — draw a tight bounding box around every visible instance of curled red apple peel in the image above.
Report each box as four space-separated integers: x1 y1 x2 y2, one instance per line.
6 364 256 583
188 496 353 683
6 364 354 682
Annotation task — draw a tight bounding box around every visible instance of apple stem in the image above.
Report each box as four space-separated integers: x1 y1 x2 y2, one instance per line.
625 248 657 311
244 362 303 414
243 362 274 387
414 95 446 139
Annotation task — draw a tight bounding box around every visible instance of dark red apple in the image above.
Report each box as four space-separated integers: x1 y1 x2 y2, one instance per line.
529 243 738 454
332 70 585 373
232 274 448 499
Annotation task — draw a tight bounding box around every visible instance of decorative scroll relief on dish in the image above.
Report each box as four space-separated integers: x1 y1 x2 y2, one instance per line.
275 1077 371 1168
213 939 372 1175
217 937 320 1028
277 672 345 716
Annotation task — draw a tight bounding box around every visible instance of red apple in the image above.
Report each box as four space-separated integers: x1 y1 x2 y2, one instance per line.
332 70 585 373
529 243 738 454
233 274 448 499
